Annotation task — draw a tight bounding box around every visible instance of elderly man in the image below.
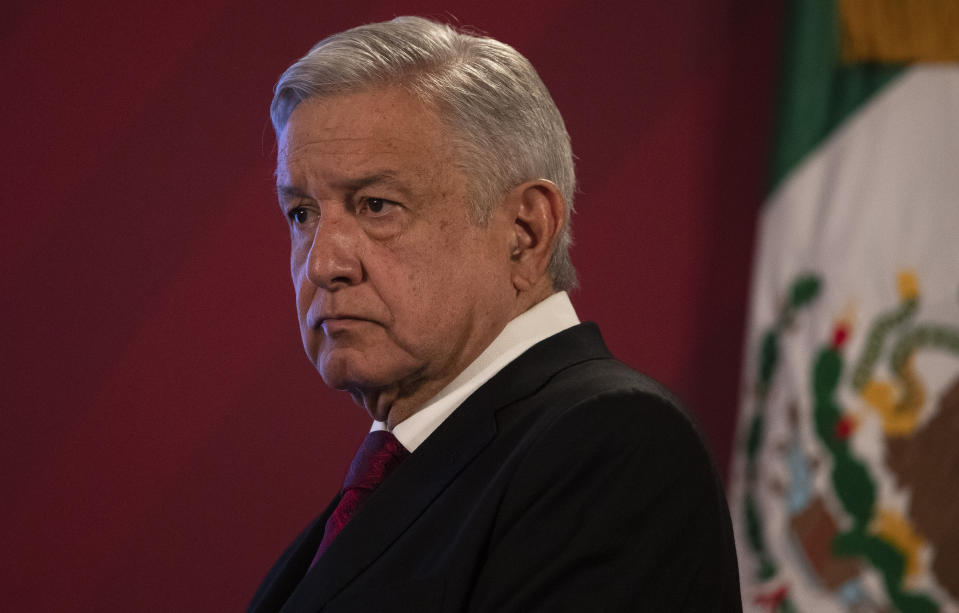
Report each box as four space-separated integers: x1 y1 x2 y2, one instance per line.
249 16 741 613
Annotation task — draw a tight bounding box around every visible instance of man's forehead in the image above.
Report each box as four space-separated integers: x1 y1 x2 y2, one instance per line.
277 118 380 161
281 88 440 141
278 105 441 163
275 90 460 189
275 135 418 189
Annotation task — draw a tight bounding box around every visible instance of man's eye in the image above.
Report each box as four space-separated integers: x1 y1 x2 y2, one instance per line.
287 207 311 225
361 197 396 216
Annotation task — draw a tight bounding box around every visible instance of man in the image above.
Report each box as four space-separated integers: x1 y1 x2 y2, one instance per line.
250 16 741 612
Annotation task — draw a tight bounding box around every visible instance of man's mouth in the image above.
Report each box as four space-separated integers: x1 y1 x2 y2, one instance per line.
316 315 372 333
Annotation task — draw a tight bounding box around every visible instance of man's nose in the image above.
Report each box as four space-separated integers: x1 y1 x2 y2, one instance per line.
305 215 363 289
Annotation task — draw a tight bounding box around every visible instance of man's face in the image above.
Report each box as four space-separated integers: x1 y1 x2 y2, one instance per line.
276 87 517 423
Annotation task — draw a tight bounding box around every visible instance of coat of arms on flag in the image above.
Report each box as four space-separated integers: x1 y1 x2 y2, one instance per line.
728 2 959 611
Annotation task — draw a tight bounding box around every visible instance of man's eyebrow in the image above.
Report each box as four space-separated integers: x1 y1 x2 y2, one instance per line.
276 185 310 201
276 172 409 201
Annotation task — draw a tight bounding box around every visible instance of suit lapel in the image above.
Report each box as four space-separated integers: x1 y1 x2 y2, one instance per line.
278 323 610 612
279 393 498 612
247 495 338 613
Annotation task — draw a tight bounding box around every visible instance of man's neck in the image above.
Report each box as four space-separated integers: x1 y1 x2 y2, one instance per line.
357 283 557 428
386 291 579 451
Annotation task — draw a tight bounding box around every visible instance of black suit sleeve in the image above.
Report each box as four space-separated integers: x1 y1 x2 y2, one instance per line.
468 392 741 612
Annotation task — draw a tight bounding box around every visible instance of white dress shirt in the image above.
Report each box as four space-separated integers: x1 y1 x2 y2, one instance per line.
370 291 580 452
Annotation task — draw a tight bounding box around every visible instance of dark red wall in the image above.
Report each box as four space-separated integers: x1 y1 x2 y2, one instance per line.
2 2 782 610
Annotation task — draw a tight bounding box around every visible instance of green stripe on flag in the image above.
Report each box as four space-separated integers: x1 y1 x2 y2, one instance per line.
768 0 902 192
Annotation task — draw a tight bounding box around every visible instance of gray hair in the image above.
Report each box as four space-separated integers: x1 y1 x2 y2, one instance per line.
271 16 577 290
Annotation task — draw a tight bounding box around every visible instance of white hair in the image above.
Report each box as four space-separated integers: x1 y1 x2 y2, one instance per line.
271 16 577 290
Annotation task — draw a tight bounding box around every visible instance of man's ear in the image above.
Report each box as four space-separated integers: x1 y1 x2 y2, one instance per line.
506 179 566 292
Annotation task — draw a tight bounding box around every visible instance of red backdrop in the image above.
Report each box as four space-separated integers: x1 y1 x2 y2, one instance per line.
2 2 782 610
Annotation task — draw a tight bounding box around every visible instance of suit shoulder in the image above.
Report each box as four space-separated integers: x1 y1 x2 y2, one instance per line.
537 357 697 442
556 355 681 401
482 359 741 611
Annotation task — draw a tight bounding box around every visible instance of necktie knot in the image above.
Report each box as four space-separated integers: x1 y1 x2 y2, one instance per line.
310 430 409 567
342 430 410 492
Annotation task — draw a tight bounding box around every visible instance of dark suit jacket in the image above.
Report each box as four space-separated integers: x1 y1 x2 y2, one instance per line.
249 323 741 612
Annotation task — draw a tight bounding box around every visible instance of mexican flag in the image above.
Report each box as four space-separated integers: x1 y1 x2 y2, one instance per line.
728 2 959 612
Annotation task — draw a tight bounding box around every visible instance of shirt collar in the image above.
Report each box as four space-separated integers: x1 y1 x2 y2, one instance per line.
372 291 580 451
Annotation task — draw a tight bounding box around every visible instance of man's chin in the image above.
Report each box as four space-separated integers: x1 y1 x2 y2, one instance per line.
317 362 427 422
338 379 399 422
315 358 393 398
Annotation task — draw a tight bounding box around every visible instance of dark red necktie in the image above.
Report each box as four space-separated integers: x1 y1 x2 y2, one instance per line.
310 430 409 568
